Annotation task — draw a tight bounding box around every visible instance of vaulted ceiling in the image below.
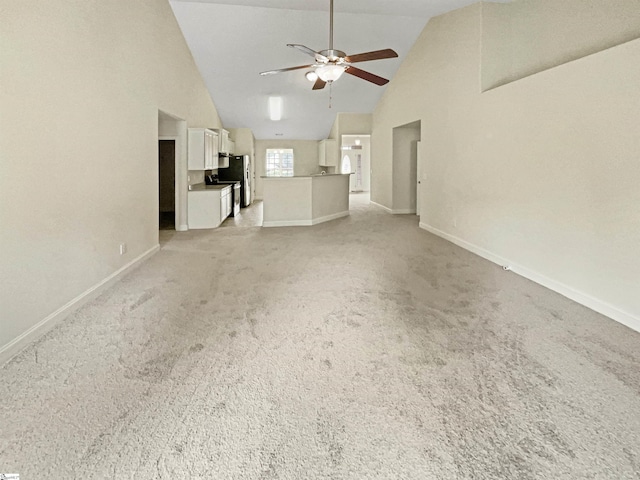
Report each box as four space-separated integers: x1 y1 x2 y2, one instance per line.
169 0 507 140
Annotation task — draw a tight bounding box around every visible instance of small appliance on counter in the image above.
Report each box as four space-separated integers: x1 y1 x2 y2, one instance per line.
205 174 218 185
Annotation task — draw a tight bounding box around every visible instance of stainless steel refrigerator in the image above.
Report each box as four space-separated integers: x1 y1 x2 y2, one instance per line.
218 155 251 207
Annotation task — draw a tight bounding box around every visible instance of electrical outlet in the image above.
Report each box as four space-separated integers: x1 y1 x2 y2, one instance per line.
119 243 127 255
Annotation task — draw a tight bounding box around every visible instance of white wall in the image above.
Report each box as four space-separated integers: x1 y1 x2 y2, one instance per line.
372 0 640 330
0 0 222 358
254 140 321 199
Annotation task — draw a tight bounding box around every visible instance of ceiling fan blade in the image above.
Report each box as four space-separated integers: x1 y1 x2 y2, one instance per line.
287 44 329 63
312 78 326 90
344 48 398 64
260 64 315 76
345 66 389 86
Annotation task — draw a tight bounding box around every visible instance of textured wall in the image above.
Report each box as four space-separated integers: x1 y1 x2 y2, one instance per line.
372 0 640 329
0 0 222 351
481 0 640 90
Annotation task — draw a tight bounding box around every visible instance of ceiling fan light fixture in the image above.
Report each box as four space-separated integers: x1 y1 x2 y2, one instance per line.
305 71 318 82
316 64 345 83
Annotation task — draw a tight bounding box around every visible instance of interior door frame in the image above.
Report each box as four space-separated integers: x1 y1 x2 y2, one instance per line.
416 140 422 217
159 135 181 231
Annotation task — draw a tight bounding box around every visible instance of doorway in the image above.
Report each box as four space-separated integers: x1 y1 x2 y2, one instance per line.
391 121 421 215
158 110 187 232
341 134 371 192
159 140 175 230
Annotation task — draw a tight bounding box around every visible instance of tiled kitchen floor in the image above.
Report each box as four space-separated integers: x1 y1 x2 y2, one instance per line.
220 200 263 228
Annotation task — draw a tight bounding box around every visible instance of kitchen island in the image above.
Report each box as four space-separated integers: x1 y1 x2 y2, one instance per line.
262 174 350 227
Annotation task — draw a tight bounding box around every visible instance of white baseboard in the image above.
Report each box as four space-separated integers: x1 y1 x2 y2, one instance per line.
263 219 312 227
0 245 160 366
263 211 349 228
177 224 188 232
419 222 640 333
370 201 392 213
312 211 349 225
392 209 416 215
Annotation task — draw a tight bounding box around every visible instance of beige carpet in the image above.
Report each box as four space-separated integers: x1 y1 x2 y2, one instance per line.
1 194 639 479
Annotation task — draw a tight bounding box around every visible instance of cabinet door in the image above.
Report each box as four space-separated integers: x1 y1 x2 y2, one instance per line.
204 132 212 169
211 132 219 169
326 140 337 167
318 140 326 167
221 130 229 154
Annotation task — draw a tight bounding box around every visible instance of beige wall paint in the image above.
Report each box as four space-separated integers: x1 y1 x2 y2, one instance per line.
254 140 321 199
392 123 421 213
372 0 640 328
482 0 640 90
0 0 222 353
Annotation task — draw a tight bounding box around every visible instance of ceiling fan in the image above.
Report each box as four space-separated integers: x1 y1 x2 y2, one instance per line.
259 0 398 90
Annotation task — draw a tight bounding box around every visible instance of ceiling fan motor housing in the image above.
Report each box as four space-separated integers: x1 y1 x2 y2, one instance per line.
319 49 347 63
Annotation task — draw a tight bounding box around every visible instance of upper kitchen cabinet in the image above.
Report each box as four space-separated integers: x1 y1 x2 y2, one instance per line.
214 129 231 156
318 139 338 168
188 128 218 170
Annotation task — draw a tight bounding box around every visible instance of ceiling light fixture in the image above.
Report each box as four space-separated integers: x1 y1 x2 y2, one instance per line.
316 64 345 83
305 71 318 82
269 96 282 121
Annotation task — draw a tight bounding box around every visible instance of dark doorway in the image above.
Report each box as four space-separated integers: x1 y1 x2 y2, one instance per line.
159 140 175 230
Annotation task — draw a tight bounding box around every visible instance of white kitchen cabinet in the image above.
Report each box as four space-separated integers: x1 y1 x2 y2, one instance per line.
318 139 338 167
187 185 232 229
188 128 219 170
214 129 231 155
228 139 235 156
220 187 232 220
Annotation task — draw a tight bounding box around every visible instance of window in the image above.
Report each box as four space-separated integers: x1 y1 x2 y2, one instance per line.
266 149 294 177
341 154 352 174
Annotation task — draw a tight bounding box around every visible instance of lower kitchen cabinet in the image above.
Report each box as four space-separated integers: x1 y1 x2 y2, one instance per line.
187 185 232 229
220 187 232 221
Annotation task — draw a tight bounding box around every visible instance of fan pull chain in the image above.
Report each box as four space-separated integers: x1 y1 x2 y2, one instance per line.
329 82 333 109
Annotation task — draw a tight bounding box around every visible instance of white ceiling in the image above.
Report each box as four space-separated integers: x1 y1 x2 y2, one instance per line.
169 0 506 140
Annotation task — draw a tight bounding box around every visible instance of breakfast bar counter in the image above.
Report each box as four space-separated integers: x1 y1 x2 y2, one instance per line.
261 174 350 227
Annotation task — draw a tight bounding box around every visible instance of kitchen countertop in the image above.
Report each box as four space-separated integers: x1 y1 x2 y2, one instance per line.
260 173 349 178
189 183 232 191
